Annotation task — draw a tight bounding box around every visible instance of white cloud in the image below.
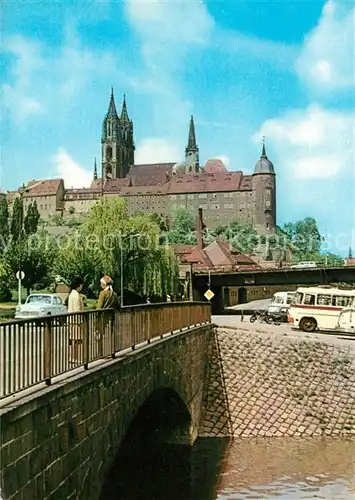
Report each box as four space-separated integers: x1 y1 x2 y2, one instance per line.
124 0 214 46
135 138 181 164
1 29 124 124
52 148 92 188
254 105 354 179
296 0 354 91
1 35 44 123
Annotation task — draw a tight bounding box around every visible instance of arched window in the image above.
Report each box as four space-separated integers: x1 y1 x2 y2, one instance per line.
106 146 112 159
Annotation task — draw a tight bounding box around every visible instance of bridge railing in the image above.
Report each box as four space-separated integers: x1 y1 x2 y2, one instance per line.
0 302 210 400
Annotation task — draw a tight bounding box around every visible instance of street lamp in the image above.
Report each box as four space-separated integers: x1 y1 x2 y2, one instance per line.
120 232 142 307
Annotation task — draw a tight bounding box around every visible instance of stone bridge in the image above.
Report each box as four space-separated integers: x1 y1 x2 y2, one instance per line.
0 313 213 500
2 304 355 500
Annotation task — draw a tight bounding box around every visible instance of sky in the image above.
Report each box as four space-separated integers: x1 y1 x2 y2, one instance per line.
1 0 354 255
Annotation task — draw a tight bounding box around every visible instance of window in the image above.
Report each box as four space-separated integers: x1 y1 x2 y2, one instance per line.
265 200 271 208
304 293 315 305
317 294 332 306
211 203 220 210
199 204 207 210
187 194 194 200
224 203 233 209
199 193 207 199
212 193 218 199
170 195 177 200
332 296 351 307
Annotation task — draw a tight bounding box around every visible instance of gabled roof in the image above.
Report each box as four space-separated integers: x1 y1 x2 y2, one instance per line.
204 159 227 174
23 179 63 197
127 163 175 186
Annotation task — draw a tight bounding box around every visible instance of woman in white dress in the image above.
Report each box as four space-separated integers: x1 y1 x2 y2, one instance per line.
68 277 84 364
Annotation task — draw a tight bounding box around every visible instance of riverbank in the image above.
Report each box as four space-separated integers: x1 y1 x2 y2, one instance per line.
201 325 355 438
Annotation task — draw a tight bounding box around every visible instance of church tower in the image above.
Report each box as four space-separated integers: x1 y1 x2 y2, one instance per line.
185 116 199 173
101 89 135 180
252 138 276 234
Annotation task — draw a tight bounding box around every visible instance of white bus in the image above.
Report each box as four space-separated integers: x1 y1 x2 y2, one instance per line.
335 296 355 334
288 286 355 332
268 291 296 314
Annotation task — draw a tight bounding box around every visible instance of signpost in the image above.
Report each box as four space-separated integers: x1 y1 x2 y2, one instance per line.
204 289 214 301
16 271 25 306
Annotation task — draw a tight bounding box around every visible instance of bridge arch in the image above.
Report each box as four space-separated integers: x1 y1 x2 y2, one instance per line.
100 388 192 498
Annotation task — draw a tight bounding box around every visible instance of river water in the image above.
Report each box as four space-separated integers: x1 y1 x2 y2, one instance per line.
101 437 354 499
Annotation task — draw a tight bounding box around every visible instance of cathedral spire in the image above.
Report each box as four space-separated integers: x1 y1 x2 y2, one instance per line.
121 94 129 121
186 115 198 151
107 87 118 117
93 157 98 180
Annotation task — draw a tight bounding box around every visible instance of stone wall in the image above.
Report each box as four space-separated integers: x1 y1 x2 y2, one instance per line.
0 324 213 500
201 327 355 437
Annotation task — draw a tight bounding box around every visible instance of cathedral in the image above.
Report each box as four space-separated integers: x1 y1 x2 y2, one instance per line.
8 89 277 233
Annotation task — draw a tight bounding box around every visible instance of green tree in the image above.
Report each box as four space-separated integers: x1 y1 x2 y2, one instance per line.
10 197 24 241
56 198 178 298
24 201 40 235
282 217 322 260
0 195 9 245
6 235 57 295
162 208 196 244
212 220 259 254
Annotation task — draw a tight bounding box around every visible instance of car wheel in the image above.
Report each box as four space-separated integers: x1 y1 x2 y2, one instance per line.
299 317 317 332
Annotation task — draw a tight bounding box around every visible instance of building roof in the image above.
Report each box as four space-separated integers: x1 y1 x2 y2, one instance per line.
127 163 175 186
204 159 227 174
254 143 275 175
23 179 63 197
171 239 259 271
168 171 244 194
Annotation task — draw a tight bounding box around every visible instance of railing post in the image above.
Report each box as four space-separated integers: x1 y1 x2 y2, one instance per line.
83 313 89 370
111 310 116 358
43 318 52 386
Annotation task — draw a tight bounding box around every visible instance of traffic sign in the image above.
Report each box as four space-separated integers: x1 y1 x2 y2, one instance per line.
204 289 214 301
16 271 25 280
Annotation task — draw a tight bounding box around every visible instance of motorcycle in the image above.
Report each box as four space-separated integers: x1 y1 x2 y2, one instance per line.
249 310 273 324
267 307 289 326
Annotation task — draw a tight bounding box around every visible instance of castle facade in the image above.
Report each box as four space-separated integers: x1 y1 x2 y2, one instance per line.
7 90 277 233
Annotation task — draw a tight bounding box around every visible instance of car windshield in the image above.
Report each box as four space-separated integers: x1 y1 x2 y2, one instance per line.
26 295 52 305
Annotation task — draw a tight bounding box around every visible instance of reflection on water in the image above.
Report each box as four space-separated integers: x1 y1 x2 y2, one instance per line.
102 438 355 500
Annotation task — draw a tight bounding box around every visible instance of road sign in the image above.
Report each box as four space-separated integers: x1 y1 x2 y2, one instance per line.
16 271 25 280
204 289 215 301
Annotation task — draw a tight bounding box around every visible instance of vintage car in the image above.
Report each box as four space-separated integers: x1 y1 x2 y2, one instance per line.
15 294 67 319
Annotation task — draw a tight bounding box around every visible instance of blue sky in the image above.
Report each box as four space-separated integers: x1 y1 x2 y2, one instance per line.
1 0 354 255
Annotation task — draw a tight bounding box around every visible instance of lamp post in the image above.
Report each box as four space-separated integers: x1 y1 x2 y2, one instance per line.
120 232 142 307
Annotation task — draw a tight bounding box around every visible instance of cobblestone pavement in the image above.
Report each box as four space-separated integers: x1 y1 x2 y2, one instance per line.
211 315 355 351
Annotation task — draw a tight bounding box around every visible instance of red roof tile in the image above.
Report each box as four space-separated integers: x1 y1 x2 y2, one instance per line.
127 163 175 186
22 179 63 197
205 159 227 174
168 171 243 194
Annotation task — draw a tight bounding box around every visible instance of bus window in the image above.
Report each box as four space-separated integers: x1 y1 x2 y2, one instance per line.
317 294 332 306
304 293 315 305
293 292 303 304
333 296 351 307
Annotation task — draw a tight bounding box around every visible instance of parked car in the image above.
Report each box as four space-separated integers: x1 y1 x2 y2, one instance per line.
15 294 67 319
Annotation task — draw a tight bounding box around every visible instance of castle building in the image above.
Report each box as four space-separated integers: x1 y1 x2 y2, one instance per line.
7 90 277 233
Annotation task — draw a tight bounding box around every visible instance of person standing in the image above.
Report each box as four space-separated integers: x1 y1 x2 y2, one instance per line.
68 276 84 364
96 276 120 356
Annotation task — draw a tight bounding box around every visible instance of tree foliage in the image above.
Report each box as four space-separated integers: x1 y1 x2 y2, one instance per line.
282 217 322 258
6 235 57 294
10 197 24 241
162 208 197 244
56 198 179 298
0 195 9 247
24 201 40 235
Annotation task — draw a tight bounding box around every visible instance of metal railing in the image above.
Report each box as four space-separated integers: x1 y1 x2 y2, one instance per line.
0 302 211 399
